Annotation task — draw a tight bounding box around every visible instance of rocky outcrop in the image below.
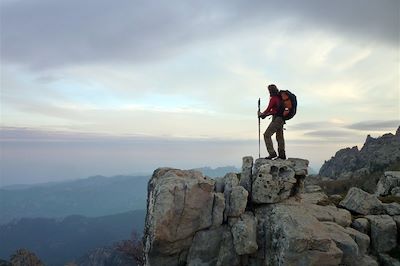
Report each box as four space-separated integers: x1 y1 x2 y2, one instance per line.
9 249 44 266
319 126 400 179
142 156 400 265
339 187 385 215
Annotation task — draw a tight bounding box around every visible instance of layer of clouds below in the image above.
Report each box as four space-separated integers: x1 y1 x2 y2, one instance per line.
1 124 397 185
1 0 398 68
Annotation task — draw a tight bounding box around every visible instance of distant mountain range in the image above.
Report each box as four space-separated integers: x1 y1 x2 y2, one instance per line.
319 126 400 179
0 175 149 225
0 210 145 266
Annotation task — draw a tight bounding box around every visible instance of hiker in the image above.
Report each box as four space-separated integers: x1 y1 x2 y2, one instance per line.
258 84 286 160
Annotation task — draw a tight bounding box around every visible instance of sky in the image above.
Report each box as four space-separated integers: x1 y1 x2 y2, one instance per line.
1 0 399 186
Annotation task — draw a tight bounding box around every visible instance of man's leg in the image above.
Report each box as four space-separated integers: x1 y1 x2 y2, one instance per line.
264 119 279 158
275 117 286 159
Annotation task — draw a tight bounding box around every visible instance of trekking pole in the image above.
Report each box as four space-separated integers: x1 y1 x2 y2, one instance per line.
258 98 261 159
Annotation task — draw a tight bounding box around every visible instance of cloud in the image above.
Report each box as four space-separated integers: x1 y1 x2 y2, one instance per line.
1 0 398 69
346 120 400 131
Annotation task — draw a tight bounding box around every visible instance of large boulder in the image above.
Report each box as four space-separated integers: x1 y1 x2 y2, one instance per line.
231 212 258 255
351 218 370 235
143 168 215 265
383 202 400 216
322 222 359 265
252 160 297 203
255 203 343 266
305 204 352 227
187 227 224 266
339 187 384 215
344 227 370 255
216 227 240 266
365 215 397 253
375 171 400 196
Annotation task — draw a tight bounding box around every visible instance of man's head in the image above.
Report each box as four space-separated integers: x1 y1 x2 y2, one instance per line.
267 84 279 96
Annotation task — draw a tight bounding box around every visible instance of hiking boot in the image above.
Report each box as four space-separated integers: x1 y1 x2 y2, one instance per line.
265 152 277 160
278 150 286 160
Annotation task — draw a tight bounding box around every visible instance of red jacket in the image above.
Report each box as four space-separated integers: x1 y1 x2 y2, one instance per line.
262 95 281 116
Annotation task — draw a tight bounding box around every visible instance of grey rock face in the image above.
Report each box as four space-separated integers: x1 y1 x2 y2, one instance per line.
143 168 215 265
223 172 239 221
383 202 400 216
301 192 329 204
252 161 297 203
187 227 224 266
339 187 384 215
376 171 400 196
227 186 248 217
305 204 352 227
211 193 225 228
231 212 258 255
391 186 400 196
216 227 240 266
322 222 359 265
255 204 343 266
240 156 253 193
344 227 370 255
365 215 397 253
351 218 370 235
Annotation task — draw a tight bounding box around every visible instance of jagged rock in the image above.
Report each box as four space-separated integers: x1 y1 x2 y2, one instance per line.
322 222 359 265
240 156 253 193
216 227 240 266
365 215 397 253
384 202 400 216
255 203 343 266
378 253 400 266
187 227 224 266
227 186 248 217
143 168 215 265
231 212 258 255
319 127 400 179
211 193 225 228
345 227 370 255
305 204 352 227
9 249 44 266
223 172 239 221
252 160 297 203
339 187 384 215
351 218 370 235
376 171 400 196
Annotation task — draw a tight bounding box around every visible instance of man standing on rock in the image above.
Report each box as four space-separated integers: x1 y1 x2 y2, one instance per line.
258 84 286 160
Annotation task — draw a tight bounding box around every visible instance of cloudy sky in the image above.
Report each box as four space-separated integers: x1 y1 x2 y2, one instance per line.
1 0 399 185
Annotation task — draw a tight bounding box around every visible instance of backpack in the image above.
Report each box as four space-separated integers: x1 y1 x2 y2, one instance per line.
278 90 297 120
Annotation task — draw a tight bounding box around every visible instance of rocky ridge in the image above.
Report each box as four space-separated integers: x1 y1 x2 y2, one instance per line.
319 126 400 179
142 157 400 265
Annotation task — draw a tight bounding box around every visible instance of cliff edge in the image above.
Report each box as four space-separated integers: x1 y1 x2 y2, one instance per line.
142 157 399 265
